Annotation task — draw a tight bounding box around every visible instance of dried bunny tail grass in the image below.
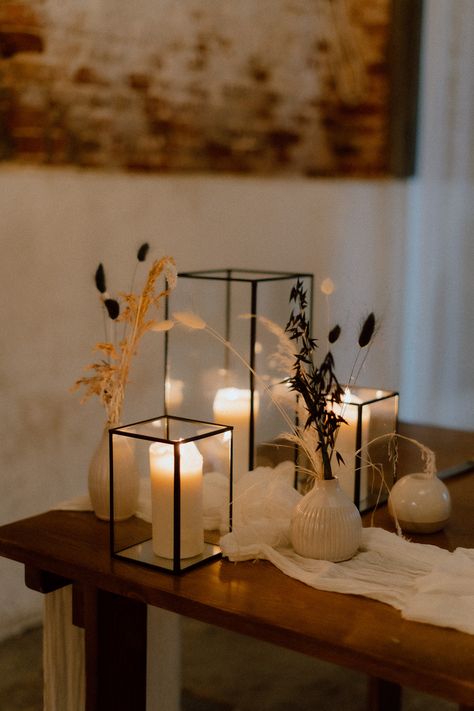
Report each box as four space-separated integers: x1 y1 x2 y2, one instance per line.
95 263 106 294
151 319 174 332
346 313 379 389
253 314 297 377
328 324 341 344
104 298 120 320
358 312 376 348
173 311 207 330
238 313 294 348
136 242 149 262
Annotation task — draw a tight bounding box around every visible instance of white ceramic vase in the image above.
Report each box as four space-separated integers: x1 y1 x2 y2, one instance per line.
388 473 451 533
88 427 139 521
290 477 362 562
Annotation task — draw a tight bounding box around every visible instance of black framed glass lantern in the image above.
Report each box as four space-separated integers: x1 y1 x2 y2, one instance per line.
330 386 399 511
109 416 233 574
165 269 313 480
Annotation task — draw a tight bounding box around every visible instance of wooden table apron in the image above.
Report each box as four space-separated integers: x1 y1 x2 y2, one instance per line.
0 424 473 711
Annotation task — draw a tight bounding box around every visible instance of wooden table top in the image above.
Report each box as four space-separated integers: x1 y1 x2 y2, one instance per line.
0 423 473 705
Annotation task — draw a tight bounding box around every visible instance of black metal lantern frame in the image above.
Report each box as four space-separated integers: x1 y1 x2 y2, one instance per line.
109 416 233 575
331 386 399 511
165 269 313 480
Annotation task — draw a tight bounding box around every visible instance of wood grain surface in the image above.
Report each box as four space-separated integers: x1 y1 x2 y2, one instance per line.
0 423 472 706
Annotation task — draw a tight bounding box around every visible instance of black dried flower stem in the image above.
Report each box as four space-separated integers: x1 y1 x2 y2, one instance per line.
122 242 150 341
286 280 346 480
94 262 113 358
344 311 377 392
95 263 106 294
358 312 375 347
93 243 151 356
286 281 377 480
137 243 149 262
127 242 150 297
104 299 120 320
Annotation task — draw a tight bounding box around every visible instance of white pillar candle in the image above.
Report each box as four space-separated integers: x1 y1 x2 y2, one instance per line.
149 440 204 559
213 387 259 479
331 391 370 502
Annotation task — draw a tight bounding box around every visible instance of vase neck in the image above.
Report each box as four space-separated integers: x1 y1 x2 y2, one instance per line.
313 477 340 491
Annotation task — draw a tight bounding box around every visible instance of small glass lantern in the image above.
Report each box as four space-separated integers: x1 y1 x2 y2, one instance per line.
109 416 233 574
165 269 313 480
330 386 399 511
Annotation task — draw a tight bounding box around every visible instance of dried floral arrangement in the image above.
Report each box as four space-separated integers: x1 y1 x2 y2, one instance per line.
283 279 376 480
73 244 176 427
171 277 377 482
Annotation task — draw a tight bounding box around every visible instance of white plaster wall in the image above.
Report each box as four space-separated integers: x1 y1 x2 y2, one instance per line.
0 169 406 638
0 0 472 641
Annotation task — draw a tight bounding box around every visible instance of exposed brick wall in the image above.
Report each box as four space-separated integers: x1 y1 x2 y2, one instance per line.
0 0 403 176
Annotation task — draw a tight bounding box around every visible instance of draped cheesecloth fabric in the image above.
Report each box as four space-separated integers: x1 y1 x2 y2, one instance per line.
219 463 474 636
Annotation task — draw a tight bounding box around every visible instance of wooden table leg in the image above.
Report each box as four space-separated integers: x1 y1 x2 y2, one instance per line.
368 677 402 711
82 585 147 711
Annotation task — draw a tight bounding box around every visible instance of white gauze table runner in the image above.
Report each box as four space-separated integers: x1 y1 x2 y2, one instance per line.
219 462 474 636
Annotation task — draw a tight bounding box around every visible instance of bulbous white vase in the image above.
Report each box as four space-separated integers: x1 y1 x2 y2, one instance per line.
290 477 362 562
388 473 451 533
88 427 139 521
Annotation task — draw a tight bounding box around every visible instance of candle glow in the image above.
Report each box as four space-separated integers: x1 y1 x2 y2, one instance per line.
213 387 259 479
331 389 370 501
149 440 204 559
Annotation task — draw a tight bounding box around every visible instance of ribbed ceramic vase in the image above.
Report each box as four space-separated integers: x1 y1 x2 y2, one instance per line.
88 427 139 521
290 477 362 562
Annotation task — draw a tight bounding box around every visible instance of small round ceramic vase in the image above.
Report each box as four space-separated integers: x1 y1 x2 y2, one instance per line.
388 472 451 533
88 427 139 521
290 477 362 562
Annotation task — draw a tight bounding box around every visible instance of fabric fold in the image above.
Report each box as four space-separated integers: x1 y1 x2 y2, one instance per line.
219 464 474 635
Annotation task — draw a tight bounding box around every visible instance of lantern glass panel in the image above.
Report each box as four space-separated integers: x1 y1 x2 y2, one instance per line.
165 270 313 480
109 416 233 574
330 386 399 511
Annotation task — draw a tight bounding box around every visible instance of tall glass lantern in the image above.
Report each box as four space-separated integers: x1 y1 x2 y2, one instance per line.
165 269 313 480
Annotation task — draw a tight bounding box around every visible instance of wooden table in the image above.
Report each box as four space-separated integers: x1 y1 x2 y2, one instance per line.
0 424 473 711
